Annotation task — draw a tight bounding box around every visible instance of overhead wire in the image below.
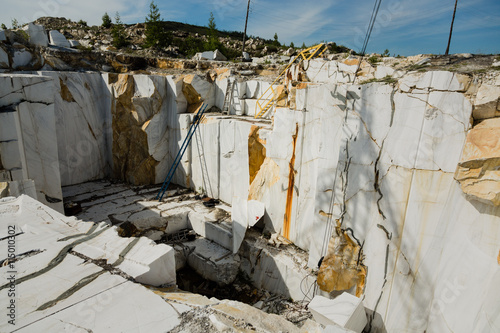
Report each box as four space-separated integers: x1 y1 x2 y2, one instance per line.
313 0 384 300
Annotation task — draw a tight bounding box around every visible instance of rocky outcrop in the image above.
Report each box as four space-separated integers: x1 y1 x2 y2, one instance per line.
473 83 500 120
108 74 162 184
455 117 500 205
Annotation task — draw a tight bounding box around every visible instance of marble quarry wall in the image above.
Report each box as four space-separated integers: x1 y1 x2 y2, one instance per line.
1 58 499 332
0 74 63 212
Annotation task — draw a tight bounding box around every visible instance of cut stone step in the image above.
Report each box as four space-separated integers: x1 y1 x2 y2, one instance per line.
184 237 240 285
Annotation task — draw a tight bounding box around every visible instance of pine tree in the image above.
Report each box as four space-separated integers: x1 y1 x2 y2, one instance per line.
102 12 112 28
206 12 220 51
1 23 7 30
273 33 280 47
144 0 170 48
111 12 128 48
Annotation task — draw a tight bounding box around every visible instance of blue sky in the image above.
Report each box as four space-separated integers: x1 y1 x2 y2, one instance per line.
3 0 500 56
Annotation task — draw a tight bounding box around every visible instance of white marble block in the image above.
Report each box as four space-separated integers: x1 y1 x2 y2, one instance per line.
309 294 367 333
27 23 48 47
49 30 70 47
17 101 63 213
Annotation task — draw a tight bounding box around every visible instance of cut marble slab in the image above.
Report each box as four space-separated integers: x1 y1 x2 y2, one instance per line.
309 294 367 333
72 226 176 286
17 101 63 213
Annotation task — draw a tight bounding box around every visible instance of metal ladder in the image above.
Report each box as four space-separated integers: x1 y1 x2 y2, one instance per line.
156 103 208 201
222 79 235 115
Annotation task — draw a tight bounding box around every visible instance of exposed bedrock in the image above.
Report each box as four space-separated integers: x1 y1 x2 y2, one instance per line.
1 59 500 332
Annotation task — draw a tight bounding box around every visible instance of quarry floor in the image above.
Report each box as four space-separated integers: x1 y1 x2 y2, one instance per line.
61 180 319 328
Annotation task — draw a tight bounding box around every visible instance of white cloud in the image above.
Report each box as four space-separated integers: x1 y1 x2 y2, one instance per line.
1 0 148 26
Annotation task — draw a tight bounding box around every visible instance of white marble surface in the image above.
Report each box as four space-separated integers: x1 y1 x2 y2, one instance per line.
0 195 183 332
309 294 367 332
27 23 48 47
305 59 356 84
39 71 112 186
73 226 176 286
17 101 63 212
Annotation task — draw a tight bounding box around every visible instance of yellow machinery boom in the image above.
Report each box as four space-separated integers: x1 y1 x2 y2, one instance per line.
254 43 327 119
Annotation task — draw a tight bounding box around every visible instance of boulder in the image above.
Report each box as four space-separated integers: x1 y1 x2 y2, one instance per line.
12 48 33 69
455 117 500 206
192 51 214 61
473 83 500 120
286 47 295 56
27 23 48 47
49 30 70 47
0 30 6 42
213 49 227 61
68 39 80 48
242 51 251 61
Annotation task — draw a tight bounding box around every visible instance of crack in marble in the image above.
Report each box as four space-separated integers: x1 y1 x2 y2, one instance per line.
374 141 387 220
36 237 140 311
0 225 110 291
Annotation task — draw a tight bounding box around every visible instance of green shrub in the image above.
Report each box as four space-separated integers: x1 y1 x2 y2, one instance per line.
78 19 87 26
368 55 380 64
11 18 20 29
1 23 7 30
175 36 204 57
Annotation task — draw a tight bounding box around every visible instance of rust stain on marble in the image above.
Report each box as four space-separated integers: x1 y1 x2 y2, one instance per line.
317 221 367 297
498 250 500 265
283 123 299 240
248 125 267 185
319 210 332 218
248 157 280 201
59 78 75 102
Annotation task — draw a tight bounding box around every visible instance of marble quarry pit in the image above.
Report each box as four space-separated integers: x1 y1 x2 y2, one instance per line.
1 54 500 333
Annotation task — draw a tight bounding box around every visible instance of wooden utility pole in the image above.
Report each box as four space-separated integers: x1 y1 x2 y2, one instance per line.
242 0 251 55
445 0 458 55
